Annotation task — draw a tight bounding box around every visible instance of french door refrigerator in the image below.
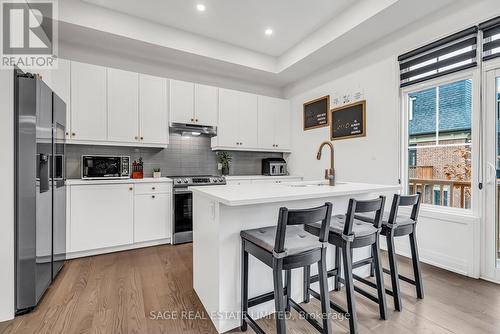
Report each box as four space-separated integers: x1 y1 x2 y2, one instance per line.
14 69 66 315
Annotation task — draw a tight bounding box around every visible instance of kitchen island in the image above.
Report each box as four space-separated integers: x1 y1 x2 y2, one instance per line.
190 181 401 333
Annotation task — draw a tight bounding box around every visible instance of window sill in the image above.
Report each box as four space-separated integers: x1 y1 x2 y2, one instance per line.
398 204 479 224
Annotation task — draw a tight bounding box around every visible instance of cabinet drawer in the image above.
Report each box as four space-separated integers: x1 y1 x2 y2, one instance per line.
134 182 171 194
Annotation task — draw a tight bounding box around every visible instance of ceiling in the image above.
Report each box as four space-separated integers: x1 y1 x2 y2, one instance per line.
56 0 478 93
82 0 358 57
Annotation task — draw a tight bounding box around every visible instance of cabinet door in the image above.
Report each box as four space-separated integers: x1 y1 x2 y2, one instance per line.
258 96 277 150
238 92 258 148
70 62 107 141
170 80 194 124
217 89 240 147
274 99 291 150
195 84 218 126
226 179 252 186
134 193 171 243
51 59 71 138
70 184 134 252
139 75 169 145
107 68 139 143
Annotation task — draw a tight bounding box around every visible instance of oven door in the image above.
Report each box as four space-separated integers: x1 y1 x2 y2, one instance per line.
173 188 193 244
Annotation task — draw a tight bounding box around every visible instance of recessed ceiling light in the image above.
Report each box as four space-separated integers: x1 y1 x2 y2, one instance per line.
265 28 273 36
196 4 206 12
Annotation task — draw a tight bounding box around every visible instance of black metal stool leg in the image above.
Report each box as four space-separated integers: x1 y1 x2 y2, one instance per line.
334 247 341 291
409 230 424 299
285 270 291 312
372 238 387 320
303 265 311 303
342 243 358 334
318 247 332 334
273 258 286 334
369 247 375 277
241 242 249 331
386 231 402 311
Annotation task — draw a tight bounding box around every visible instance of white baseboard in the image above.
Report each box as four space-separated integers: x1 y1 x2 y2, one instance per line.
66 238 171 259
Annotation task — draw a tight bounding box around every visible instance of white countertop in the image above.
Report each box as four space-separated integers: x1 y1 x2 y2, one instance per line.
225 175 302 180
66 177 173 185
190 181 401 206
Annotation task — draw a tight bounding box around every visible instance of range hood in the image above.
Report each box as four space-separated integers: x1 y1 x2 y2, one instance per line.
170 122 217 136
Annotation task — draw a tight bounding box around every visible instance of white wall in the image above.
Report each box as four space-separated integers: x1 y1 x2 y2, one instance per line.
0 69 15 321
285 0 500 278
59 42 283 98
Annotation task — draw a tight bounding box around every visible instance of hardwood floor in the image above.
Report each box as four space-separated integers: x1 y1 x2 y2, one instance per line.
1 244 500 334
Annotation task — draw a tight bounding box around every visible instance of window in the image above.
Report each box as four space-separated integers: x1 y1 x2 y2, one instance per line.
407 78 472 209
409 97 416 121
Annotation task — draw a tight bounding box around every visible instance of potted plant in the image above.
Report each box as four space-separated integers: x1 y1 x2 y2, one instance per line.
216 152 232 176
153 168 161 178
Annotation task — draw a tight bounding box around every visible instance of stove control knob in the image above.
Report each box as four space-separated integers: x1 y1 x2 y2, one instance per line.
176 179 182 184
183 179 189 183
219 178 224 183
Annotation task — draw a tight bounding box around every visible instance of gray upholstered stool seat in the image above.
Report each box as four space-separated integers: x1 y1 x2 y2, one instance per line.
308 214 378 238
241 225 326 257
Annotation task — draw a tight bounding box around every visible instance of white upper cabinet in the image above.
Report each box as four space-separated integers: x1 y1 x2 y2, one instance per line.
214 89 258 149
238 92 258 148
70 61 107 141
258 96 291 151
107 68 139 143
46 59 71 138
194 84 218 126
274 98 291 150
170 80 218 126
170 79 195 124
216 89 241 147
139 74 169 145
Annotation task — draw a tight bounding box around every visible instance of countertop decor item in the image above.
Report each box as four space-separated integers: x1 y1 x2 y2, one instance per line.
132 157 144 179
303 95 330 130
216 151 232 176
153 168 161 178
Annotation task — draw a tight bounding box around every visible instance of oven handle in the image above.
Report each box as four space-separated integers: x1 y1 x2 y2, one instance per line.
174 188 192 195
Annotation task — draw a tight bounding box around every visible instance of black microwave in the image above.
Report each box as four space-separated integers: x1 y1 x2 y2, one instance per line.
81 155 130 179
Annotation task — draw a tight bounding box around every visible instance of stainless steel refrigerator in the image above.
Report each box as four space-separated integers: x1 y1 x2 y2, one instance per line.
14 69 66 315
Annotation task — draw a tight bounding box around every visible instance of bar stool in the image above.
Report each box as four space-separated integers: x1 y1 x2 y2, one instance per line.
240 203 334 334
356 193 423 311
303 197 387 334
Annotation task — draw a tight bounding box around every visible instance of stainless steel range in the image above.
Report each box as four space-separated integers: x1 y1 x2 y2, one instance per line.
171 176 226 244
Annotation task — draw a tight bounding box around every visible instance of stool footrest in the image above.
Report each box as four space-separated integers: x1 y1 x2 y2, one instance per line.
338 277 380 304
289 299 324 333
309 268 339 284
308 288 348 315
248 288 289 308
352 257 373 269
244 314 266 334
352 274 394 297
383 268 416 285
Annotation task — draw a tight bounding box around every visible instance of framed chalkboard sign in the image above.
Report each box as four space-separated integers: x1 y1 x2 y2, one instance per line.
331 100 366 140
303 96 330 130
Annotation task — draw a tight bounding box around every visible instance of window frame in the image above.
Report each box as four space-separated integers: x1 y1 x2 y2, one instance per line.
400 69 480 214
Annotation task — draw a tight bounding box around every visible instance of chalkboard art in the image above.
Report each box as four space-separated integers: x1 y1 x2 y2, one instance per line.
303 96 330 130
331 100 366 140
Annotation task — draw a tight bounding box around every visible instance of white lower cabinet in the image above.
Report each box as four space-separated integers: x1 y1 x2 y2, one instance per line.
134 193 171 243
226 177 303 185
69 184 134 253
67 181 172 257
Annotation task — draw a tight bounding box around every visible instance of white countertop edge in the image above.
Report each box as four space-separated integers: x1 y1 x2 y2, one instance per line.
224 175 303 180
190 183 402 206
66 177 173 185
